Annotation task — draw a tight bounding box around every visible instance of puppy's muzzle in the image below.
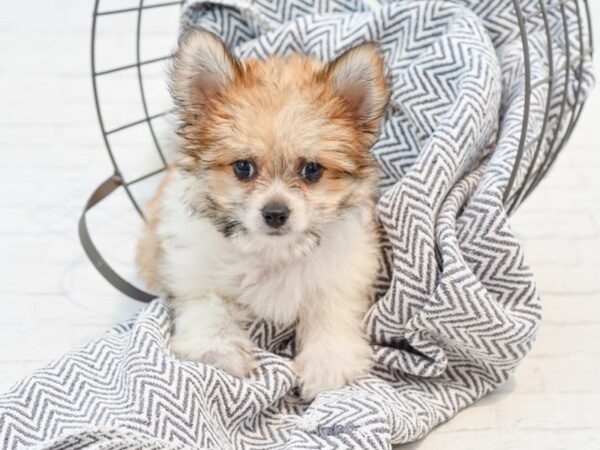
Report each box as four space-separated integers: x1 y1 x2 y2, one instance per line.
261 203 290 229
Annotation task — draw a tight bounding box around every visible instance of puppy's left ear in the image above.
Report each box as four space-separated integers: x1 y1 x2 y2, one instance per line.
170 28 242 114
319 43 390 144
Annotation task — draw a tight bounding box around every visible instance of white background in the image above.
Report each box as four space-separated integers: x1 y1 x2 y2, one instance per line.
0 1 598 448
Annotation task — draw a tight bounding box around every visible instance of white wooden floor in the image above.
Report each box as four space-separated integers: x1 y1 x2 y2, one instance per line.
0 1 598 448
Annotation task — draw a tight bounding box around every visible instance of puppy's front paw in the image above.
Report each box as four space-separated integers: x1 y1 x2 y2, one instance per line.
294 340 372 401
170 334 257 378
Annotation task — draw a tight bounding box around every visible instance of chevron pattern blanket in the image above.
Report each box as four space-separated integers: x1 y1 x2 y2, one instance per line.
0 0 594 448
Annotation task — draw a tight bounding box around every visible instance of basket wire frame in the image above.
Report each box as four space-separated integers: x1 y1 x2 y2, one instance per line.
504 0 594 214
90 0 594 221
91 0 183 220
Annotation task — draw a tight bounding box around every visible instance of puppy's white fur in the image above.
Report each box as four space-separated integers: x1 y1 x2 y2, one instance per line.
147 169 379 398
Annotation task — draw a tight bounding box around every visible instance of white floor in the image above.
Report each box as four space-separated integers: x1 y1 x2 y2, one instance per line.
0 1 599 449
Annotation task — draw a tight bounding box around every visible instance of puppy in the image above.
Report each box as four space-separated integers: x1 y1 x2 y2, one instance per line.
136 29 390 400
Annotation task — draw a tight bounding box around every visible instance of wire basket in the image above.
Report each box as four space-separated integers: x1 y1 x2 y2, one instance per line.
83 0 594 300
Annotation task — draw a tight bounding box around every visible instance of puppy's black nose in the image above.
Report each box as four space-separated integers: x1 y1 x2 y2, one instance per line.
262 203 290 229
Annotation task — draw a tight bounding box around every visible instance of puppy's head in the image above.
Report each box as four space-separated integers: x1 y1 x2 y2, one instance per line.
171 29 389 256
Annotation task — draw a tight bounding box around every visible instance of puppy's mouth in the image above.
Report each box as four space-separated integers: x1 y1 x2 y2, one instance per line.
263 228 289 237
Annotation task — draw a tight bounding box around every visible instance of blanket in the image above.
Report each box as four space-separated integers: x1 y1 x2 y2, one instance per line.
0 0 594 448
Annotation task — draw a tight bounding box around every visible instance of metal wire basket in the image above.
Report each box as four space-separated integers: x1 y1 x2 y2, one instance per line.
82 0 594 301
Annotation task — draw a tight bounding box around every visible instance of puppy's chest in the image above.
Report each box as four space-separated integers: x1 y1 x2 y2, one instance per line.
223 256 311 326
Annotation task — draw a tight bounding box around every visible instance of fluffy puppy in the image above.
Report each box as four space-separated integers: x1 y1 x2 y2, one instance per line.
136 29 389 400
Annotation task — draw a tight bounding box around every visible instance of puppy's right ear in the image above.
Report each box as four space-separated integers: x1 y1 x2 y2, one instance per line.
170 29 242 113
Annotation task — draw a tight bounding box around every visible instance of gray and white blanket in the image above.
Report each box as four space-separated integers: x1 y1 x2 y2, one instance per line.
0 0 594 448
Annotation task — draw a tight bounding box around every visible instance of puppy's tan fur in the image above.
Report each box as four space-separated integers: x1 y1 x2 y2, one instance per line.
137 29 389 399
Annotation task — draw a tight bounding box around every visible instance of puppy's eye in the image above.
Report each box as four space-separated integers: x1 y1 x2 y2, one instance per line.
233 160 256 181
300 162 323 183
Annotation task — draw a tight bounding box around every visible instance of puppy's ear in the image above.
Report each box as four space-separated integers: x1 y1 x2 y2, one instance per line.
318 43 389 143
170 28 242 112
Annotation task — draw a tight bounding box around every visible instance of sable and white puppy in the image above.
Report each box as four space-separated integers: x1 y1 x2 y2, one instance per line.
136 29 389 399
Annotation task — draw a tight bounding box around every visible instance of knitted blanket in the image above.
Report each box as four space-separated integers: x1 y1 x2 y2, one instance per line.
0 0 594 448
